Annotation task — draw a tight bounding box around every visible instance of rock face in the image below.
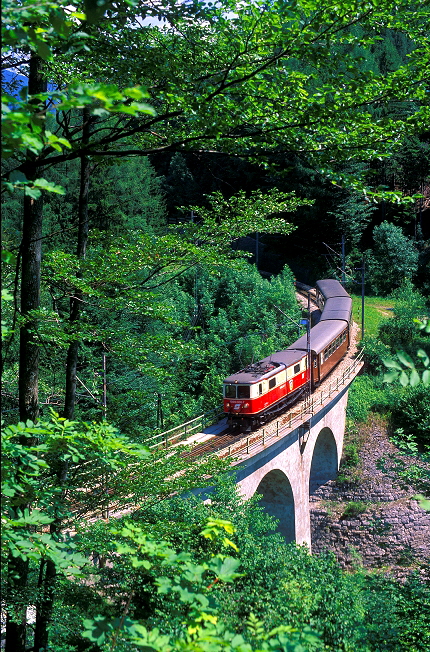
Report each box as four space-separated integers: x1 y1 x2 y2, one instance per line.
309 417 430 578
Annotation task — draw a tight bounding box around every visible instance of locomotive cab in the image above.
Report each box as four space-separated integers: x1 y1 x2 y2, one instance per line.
223 351 309 428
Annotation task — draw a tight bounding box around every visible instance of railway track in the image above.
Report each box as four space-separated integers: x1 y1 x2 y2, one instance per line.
184 282 361 460
163 281 361 461
181 430 245 458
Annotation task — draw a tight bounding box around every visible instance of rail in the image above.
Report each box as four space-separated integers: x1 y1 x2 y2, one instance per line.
218 348 364 461
146 406 224 449
148 347 364 456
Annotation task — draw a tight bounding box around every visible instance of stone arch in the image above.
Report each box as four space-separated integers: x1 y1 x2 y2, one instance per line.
255 469 296 543
309 426 338 495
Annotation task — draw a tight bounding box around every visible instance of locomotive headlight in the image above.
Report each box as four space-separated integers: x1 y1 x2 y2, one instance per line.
243 403 249 408
225 402 230 408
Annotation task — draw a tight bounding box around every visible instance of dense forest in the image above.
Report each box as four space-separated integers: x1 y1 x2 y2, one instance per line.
2 1 429 651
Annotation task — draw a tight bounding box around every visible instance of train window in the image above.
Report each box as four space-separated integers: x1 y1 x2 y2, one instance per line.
259 383 263 395
225 385 236 398
238 385 250 398
294 364 300 374
269 378 276 389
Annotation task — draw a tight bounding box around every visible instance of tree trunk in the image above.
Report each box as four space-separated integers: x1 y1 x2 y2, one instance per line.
63 107 91 420
5 557 29 652
33 109 93 651
6 54 47 652
33 545 57 651
18 54 46 423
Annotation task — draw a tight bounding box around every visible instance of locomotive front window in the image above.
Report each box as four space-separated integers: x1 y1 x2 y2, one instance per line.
237 385 250 398
225 385 236 399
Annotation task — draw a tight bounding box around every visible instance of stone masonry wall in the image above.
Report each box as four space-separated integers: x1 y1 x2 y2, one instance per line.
309 417 430 578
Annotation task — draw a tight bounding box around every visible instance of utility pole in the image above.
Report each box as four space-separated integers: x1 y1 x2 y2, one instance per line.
102 353 107 419
361 257 365 340
341 234 346 287
157 393 164 429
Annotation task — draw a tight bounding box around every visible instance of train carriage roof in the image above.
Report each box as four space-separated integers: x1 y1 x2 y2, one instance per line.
224 349 305 384
288 320 347 355
319 296 352 323
316 279 350 300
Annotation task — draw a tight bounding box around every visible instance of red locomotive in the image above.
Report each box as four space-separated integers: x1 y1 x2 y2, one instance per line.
223 279 352 429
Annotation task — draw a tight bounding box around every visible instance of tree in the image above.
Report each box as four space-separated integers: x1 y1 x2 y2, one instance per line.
5 1 430 184
1 413 228 651
80 518 322 652
3 0 429 423
2 0 158 423
2 5 429 647
366 221 419 295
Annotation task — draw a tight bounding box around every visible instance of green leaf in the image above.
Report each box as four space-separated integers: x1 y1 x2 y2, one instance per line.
131 558 152 569
399 371 409 387
1 250 17 266
382 358 402 371
417 349 430 367
9 170 27 183
82 616 112 644
383 370 399 384
123 86 150 100
209 556 242 582
396 351 414 369
33 178 66 195
24 186 42 199
35 39 51 60
83 0 112 24
413 495 430 511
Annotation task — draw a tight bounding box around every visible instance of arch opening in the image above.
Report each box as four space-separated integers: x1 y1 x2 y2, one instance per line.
255 469 295 543
309 426 338 495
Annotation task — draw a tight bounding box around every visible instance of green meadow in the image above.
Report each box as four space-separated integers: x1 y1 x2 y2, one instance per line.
351 294 395 338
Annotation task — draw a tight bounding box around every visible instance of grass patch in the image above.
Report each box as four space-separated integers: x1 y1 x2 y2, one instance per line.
351 294 395 338
336 419 365 486
341 501 369 518
347 375 388 422
320 501 343 518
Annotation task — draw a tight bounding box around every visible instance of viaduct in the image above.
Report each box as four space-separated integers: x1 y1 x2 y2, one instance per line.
154 346 364 552
232 383 352 549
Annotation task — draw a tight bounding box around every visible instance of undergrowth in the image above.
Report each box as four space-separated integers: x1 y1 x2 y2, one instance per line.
337 419 365 486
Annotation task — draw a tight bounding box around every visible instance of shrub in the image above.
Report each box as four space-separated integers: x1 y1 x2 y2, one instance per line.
361 336 391 373
341 501 369 518
336 421 364 485
388 385 430 449
378 281 428 350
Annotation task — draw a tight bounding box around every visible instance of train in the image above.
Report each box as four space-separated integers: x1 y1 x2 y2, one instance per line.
222 279 352 429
